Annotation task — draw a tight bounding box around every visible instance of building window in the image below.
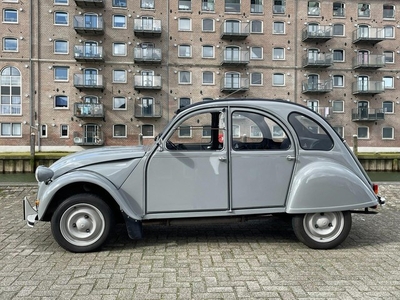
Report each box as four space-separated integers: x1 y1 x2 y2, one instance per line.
202 18 214 31
54 0 68 4
1 123 21 137
383 101 394 113
383 51 394 63
54 66 69 81
225 0 240 13
142 124 154 137
251 0 263 13
332 100 344 112
273 73 285 86
60 124 68 138
333 75 344 87
382 127 394 139
357 126 369 139
333 49 344 61
250 47 263 59
251 20 263 33
383 76 394 89
179 0 191 10
250 72 262 85
140 0 153 9
202 0 215 12
113 70 126 83
113 97 126 110
54 40 68 54
0 66 21 115
113 42 127 56
179 126 191 138
41 124 48 138
3 37 17 51
358 3 370 17
178 45 191 57
113 124 127 137
333 2 345 17
384 26 394 38
273 47 285 60
333 126 344 138
113 15 126 29
3 9 17 23
383 4 395 18
273 0 286 14
178 18 191 31
54 11 68 25
202 71 214 84
179 71 191 84
332 24 344 36
202 45 214 58
55 95 68 108
179 97 191 108
273 21 285 34
308 1 320 16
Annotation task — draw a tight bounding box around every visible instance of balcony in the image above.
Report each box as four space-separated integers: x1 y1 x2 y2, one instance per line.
251 4 263 13
302 80 333 93
220 77 249 92
74 0 104 8
202 2 215 12
74 103 104 118
221 50 249 65
333 8 345 17
74 45 104 61
352 28 385 44
73 16 104 35
134 19 162 37
352 81 384 94
73 74 104 89
351 108 385 121
352 55 385 69
73 130 104 146
303 53 333 68
134 99 162 118
178 0 191 11
134 75 162 90
220 22 250 40
302 25 333 42
273 5 286 14
134 48 162 64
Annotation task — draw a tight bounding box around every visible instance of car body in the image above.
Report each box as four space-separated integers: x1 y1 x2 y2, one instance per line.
23 99 385 252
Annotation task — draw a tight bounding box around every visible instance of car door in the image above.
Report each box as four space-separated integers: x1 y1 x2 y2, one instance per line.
230 109 295 209
146 108 228 213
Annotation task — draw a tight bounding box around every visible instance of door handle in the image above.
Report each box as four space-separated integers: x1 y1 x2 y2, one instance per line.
286 155 296 161
219 156 227 162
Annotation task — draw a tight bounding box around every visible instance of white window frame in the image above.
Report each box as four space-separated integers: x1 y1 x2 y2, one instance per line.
41 124 48 138
3 8 18 23
178 18 192 31
383 101 394 114
54 40 68 54
273 47 285 60
384 51 394 63
272 73 285 86
250 72 263 86
0 123 22 137
332 23 345 36
54 66 69 81
179 71 192 84
178 45 192 58
54 11 68 25
178 126 192 138
333 75 344 87
113 96 127 110
332 100 344 112
382 127 394 140
113 69 127 83
179 97 191 109
383 76 394 89
202 45 214 58
3 37 18 52
202 18 215 32
332 49 345 62
60 124 69 138
54 95 68 109
113 15 127 29
250 47 263 59
113 124 127 138
251 20 263 33
273 21 285 34
384 26 395 38
113 42 127 56
202 71 214 85
357 126 369 139
250 125 262 138
54 0 68 4
142 124 154 138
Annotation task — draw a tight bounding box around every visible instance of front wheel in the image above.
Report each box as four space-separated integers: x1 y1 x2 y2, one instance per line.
51 194 114 253
292 211 352 249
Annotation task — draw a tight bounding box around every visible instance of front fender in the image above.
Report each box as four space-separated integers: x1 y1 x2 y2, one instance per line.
286 161 378 214
37 171 142 221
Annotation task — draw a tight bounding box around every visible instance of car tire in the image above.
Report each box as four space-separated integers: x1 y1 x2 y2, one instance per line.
292 211 352 249
51 194 114 253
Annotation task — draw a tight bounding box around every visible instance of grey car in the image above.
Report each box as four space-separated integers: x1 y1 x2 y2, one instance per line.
23 99 385 252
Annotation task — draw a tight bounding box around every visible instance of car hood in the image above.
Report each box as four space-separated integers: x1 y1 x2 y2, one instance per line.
49 146 147 178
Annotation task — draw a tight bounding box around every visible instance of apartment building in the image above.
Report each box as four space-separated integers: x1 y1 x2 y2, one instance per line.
0 0 399 152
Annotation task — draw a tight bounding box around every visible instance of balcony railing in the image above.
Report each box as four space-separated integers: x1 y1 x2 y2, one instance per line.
74 0 104 8
352 27 385 44
73 16 104 35
302 80 333 93
74 103 104 118
134 19 162 36
221 50 249 65
220 77 249 92
273 5 286 14
201 2 215 12
73 74 104 89
74 45 104 61
134 75 162 90
302 53 333 68
352 81 384 94
220 22 250 40
333 8 345 17
251 4 263 13
134 99 162 118
302 25 332 42
308 7 320 16
134 48 162 63
73 130 104 146
351 108 385 121
352 54 385 69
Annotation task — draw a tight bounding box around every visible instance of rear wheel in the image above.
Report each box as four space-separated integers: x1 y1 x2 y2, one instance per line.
292 211 352 249
51 194 114 253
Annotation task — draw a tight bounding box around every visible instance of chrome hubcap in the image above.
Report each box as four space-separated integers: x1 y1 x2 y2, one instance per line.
303 212 344 243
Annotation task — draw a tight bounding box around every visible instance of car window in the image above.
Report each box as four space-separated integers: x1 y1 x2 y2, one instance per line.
231 111 291 151
288 113 333 150
166 110 224 151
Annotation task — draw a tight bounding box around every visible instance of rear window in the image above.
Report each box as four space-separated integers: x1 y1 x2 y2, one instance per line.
288 113 333 150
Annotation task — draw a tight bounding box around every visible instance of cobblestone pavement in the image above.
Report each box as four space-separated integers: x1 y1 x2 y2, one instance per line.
0 183 399 299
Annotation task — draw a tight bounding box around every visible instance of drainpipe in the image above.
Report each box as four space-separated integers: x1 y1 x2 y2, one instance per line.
29 1 35 158
166 1 170 122
293 0 299 104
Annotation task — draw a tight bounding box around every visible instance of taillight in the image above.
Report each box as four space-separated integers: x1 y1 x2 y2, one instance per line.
373 183 379 194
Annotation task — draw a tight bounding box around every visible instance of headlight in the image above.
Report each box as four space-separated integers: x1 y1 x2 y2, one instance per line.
35 166 54 183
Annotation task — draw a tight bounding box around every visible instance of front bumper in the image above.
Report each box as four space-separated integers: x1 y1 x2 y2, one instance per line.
23 197 38 227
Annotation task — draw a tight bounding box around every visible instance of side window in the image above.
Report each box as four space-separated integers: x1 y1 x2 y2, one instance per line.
166 111 224 151
231 111 290 151
288 113 333 150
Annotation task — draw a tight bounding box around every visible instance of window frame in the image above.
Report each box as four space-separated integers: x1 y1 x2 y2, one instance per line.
383 4 395 19
113 42 127 56
113 124 127 138
383 51 394 64
250 46 263 60
202 45 214 58
142 124 154 138
332 49 344 62
332 23 345 36
113 96 127 110
178 71 192 84
202 18 215 32
54 66 69 81
357 126 369 139
272 73 285 86
140 0 153 9
384 26 395 38
383 76 394 89
383 101 394 114
382 127 394 140
54 11 68 26
112 14 127 29
251 20 263 33
0 123 21 137
202 71 214 85
250 72 263 86
112 69 127 83
178 18 192 31
179 97 191 109
3 37 18 52
273 21 285 34
3 8 18 23
332 100 344 112
54 95 68 109
60 124 69 138
272 47 285 60
54 40 68 54
333 75 344 87
178 44 192 58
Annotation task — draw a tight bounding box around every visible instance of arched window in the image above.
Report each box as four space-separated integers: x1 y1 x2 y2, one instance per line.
0 66 21 115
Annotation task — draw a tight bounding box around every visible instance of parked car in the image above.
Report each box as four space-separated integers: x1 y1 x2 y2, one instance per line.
23 99 385 252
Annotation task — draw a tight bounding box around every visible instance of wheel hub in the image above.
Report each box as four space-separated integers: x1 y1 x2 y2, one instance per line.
76 218 91 232
315 216 329 229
